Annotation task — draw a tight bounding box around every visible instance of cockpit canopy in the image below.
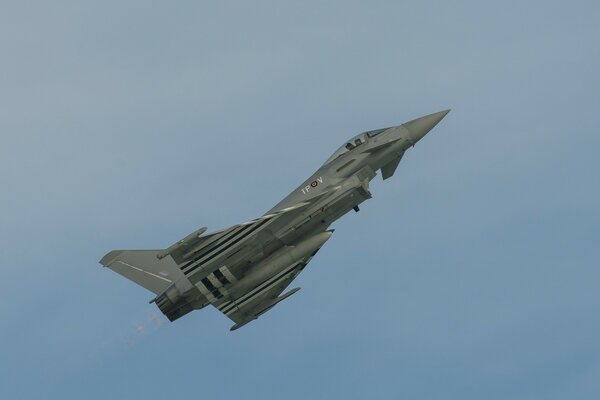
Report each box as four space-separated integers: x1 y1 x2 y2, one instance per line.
323 127 389 165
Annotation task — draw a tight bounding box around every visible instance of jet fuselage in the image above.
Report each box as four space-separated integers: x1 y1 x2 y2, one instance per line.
100 110 450 330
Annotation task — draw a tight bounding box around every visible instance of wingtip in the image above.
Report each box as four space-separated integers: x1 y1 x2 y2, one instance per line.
99 250 123 266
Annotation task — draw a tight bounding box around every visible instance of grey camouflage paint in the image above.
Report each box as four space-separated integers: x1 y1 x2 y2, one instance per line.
100 110 450 330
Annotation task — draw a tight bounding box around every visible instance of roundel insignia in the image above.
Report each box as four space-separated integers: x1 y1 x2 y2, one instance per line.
310 181 318 188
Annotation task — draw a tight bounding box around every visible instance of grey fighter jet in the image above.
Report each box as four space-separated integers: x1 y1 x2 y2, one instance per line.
100 110 450 330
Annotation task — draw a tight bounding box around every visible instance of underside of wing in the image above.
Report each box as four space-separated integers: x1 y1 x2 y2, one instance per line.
175 202 310 283
214 258 309 330
102 200 330 326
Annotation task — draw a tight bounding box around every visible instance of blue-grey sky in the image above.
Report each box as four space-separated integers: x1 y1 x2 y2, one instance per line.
1 1 599 399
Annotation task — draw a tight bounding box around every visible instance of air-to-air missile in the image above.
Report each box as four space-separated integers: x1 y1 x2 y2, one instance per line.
100 110 450 330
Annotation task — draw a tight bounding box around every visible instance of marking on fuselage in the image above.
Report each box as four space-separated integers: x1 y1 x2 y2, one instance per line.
207 273 223 289
213 269 230 285
301 176 324 195
219 266 238 283
196 281 216 301
200 277 224 300
183 218 271 276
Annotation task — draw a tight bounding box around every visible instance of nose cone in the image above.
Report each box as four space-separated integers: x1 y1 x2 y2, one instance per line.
403 109 450 144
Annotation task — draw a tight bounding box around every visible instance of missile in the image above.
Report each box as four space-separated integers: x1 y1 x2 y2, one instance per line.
229 230 333 298
256 287 301 317
156 226 207 260
229 287 301 331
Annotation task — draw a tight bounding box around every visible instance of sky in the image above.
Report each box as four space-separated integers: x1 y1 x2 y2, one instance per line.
1 1 599 399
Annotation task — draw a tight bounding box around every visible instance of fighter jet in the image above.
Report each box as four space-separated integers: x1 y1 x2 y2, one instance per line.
100 110 450 330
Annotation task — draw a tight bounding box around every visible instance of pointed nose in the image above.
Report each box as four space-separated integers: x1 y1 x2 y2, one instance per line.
403 109 450 144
